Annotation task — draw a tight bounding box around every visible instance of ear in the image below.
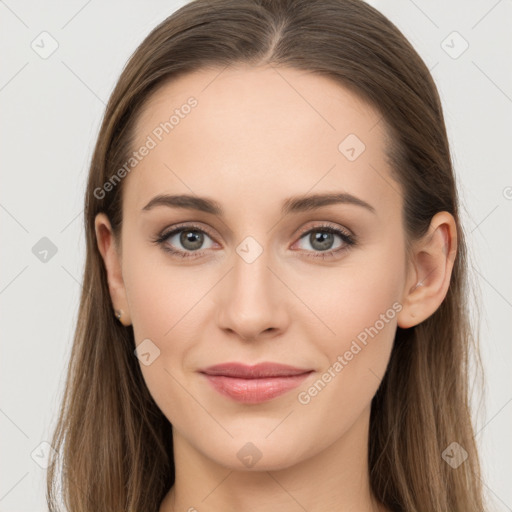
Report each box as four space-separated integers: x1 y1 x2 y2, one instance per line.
397 211 457 329
94 213 131 326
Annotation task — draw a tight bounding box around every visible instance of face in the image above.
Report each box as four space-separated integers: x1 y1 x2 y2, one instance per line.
103 65 412 470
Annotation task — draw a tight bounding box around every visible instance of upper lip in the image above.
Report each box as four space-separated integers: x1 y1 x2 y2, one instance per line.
199 362 313 379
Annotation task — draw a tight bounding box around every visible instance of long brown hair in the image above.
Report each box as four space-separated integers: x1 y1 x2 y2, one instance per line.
46 0 486 510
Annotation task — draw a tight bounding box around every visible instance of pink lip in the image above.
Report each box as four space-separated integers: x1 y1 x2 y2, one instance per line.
199 362 314 404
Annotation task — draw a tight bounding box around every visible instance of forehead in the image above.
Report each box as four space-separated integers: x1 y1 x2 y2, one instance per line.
134 65 380 149
124 65 399 221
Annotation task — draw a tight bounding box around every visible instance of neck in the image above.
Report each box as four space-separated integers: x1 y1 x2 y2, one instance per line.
159 404 388 512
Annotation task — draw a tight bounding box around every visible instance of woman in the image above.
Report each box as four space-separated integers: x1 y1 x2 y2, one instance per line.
46 0 485 510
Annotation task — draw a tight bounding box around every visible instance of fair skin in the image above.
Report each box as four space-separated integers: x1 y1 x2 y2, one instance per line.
95 65 456 512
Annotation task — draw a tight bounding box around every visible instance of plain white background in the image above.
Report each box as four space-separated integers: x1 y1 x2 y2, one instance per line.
1 1 511 510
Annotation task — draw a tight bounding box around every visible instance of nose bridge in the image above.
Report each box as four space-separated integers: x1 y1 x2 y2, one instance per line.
233 236 274 298
215 233 288 339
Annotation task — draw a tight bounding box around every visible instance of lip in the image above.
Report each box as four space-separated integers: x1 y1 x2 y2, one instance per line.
200 362 313 378
199 362 314 404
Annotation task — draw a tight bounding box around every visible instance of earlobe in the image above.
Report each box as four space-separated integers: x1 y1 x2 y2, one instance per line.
94 213 132 326
397 212 457 329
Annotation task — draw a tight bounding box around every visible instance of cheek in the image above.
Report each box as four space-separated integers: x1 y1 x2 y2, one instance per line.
121 240 226 419
123 236 209 341
292 242 404 409
297 245 404 351
292 263 401 440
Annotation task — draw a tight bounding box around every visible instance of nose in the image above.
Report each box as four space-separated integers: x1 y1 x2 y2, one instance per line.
215 244 289 342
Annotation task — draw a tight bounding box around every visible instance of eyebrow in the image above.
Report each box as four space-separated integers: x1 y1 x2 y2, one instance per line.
141 192 376 216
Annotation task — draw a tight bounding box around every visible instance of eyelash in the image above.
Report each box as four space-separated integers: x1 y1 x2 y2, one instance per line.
151 222 357 261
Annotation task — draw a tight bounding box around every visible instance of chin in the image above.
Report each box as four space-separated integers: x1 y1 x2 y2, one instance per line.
203 435 309 473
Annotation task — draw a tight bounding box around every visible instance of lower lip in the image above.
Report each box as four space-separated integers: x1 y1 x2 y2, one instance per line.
201 372 312 404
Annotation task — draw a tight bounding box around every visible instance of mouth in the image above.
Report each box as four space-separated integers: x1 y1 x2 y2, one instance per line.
199 362 314 404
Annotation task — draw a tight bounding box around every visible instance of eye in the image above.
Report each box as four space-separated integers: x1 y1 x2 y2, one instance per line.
292 224 356 260
152 222 356 260
152 224 217 259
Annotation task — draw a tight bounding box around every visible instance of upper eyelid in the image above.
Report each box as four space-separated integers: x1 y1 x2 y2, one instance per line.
160 222 217 241
295 222 353 238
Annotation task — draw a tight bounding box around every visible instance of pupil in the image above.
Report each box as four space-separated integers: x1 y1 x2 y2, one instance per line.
181 230 203 250
311 231 333 251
